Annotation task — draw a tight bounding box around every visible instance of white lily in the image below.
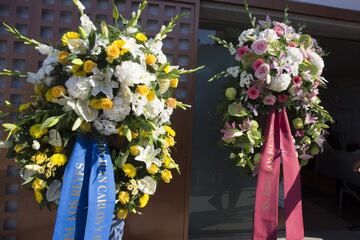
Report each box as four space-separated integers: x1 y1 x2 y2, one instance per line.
134 145 162 169
89 67 118 99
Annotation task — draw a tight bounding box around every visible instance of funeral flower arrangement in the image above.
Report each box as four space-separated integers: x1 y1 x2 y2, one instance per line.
210 6 333 172
0 0 200 219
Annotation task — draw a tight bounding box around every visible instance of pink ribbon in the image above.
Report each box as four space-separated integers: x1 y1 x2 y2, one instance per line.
253 108 304 240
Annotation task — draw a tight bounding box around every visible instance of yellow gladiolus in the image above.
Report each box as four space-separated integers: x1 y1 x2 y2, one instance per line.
34 190 43 203
166 98 177 108
163 65 172 74
164 136 175 148
29 124 48 139
170 78 179 88
118 191 130 205
139 194 149 208
117 209 128 219
83 60 97 74
61 31 80 46
135 32 148 42
122 163 137 178
32 178 46 191
14 143 27 153
51 86 66 98
58 51 70 63
145 54 157 65
164 126 176 137
18 102 32 112
161 169 172 183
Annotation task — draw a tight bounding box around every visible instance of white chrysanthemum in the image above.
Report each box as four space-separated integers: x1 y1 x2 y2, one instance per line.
67 38 88 54
65 76 91 100
227 66 240 78
308 51 324 76
115 61 155 86
268 74 291 92
32 140 40 150
286 47 304 65
238 28 256 46
138 176 157 195
80 14 96 35
143 97 164 120
258 29 279 42
103 97 131 122
46 180 62 202
93 119 118 135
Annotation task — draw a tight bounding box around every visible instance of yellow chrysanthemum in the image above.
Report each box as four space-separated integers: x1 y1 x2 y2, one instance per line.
122 163 137 178
164 126 176 137
161 169 172 183
136 85 150 96
139 194 149 208
83 60 97 74
129 145 140 156
135 32 148 42
117 209 128 219
32 178 46 191
29 124 48 139
170 78 179 88
58 51 70 63
147 164 159 175
49 153 68 167
118 191 130 205
34 190 43 203
146 90 156 102
31 152 48 165
61 31 80 46
145 54 156 65
18 102 32 112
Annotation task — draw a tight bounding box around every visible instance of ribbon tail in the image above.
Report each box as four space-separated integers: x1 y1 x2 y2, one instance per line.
253 109 281 240
83 138 116 240
280 109 304 240
53 135 92 240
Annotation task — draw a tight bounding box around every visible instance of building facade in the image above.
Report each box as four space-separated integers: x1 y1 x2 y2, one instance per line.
0 1 360 240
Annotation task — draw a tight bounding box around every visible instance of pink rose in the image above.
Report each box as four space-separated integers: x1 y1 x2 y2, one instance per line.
255 63 270 80
236 46 250 60
277 94 289 103
288 41 297 47
263 95 276 105
251 39 268 55
247 86 260 100
274 26 284 36
252 59 265 71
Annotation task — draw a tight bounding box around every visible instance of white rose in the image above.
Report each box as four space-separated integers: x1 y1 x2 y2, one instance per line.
115 61 155 86
143 97 164 120
65 76 91 100
268 74 291 92
138 176 157 195
103 97 131 122
286 47 304 65
32 140 40 150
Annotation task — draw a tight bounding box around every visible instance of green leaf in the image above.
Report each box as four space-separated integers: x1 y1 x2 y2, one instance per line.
40 116 63 130
112 1 120 23
71 117 83 131
88 30 96 49
114 151 129 167
101 21 109 38
78 26 87 39
22 176 35 186
125 128 132 142
2 123 18 131
0 141 12 148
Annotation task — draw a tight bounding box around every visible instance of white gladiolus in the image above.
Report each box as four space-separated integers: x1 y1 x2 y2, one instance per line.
308 51 324 76
80 14 96 35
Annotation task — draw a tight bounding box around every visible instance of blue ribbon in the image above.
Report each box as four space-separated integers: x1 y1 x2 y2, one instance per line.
53 134 117 240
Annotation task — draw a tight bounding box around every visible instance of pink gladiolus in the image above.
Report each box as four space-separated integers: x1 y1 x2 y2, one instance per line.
255 63 270 80
251 39 268 55
263 95 276 105
252 59 265 71
247 86 260 100
221 122 240 143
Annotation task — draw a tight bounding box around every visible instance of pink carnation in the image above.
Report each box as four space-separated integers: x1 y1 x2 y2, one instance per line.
236 46 250 60
251 39 268 55
247 86 260 100
293 75 302 85
274 26 285 36
255 63 270 80
252 59 265 71
277 94 289 103
263 95 276 105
